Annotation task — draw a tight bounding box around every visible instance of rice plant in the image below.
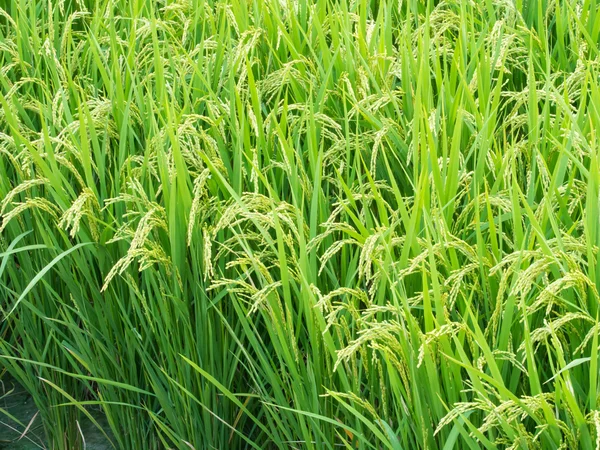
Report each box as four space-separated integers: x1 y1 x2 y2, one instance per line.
2 0 600 448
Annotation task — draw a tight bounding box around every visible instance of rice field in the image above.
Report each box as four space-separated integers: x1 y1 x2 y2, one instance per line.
1 0 600 448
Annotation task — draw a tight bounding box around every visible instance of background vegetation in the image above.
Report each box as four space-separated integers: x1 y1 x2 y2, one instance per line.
2 0 600 448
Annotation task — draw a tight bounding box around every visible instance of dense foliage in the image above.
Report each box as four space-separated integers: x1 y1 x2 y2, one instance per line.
2 0 600 448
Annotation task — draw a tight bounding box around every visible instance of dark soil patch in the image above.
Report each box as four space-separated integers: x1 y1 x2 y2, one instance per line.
0 377 112 450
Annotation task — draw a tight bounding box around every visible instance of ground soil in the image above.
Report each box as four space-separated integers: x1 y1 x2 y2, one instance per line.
0 377 111 450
